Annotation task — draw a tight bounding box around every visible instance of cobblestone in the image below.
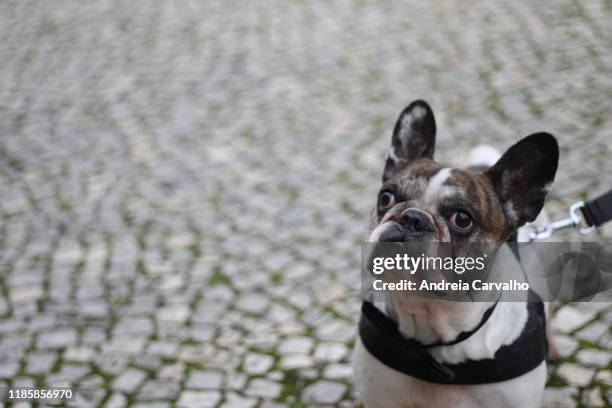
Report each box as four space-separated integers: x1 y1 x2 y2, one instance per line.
25 352 57 375
314 342 350 362
302 380 348 405
279 354 315 370
147 341 180 358
277 336 314 355
575 349 612 368
36 328 78 349
186 370 224 390
0 363 19 379
137 379 181 401
64 346 96 363
557 363 595 387
111 368 148 394
104 393 128 408
552 335 579 359
584 387 606 407
595 370 612 386
542 387 577 408
243 353 275 376
245 378 283 399
0 0 611 407
552 306 596 333
47 364 90 384
220 392 258 408
324 363 353 380
177 390 221 408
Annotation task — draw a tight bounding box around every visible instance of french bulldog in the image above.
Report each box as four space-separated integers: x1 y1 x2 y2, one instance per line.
353 100 559 408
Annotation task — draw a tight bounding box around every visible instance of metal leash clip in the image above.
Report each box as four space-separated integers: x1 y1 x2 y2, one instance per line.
529 201 595 241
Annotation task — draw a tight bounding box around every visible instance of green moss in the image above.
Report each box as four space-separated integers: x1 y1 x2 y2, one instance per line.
270 271 284 284
208 265 231 286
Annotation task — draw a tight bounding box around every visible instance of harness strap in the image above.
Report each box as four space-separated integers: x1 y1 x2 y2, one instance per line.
581 189 612 228
362 300 498 348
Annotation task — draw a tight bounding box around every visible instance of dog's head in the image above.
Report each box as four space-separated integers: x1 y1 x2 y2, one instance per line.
370 100 559 244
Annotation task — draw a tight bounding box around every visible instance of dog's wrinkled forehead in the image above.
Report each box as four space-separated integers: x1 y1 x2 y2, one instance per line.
392 160 462 205
386 158 510 237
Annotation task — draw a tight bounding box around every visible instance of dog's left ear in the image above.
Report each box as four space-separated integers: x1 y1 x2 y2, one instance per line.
486 133 559 227
383 100 437 182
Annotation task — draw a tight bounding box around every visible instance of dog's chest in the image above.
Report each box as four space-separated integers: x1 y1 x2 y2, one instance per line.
352 337 546 408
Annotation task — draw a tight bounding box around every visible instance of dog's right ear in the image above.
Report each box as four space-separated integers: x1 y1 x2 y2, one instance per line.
486 133 559 227
383 100 437 182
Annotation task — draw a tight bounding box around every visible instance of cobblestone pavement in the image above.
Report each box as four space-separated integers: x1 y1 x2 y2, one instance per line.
1 1 611 407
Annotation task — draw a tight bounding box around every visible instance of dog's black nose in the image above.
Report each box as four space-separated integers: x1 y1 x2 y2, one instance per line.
399 209 433 232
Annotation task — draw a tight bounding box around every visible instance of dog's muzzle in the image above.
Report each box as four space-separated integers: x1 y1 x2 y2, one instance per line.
372 208 434 242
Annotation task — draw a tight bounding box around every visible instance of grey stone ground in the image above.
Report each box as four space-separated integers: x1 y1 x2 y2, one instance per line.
0 1 611 407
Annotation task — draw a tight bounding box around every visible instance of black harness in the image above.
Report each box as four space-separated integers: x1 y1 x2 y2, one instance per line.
358 237 548 385
358 299 547 384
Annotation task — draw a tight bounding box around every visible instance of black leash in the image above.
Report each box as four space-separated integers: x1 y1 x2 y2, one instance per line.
530 188 612 240
581 189 612 229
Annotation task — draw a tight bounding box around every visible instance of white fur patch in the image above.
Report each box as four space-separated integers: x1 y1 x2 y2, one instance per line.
368 222 391 242
403 106 426 126
424 168 455 203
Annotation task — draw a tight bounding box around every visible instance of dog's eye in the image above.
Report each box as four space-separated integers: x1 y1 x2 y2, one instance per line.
378 191 396 210
449 211 473 231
